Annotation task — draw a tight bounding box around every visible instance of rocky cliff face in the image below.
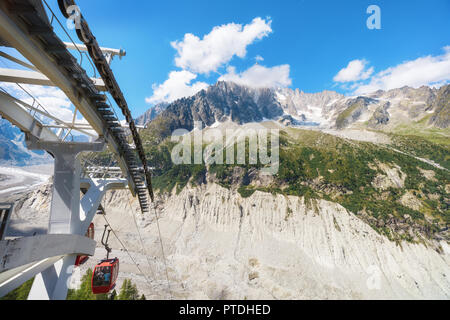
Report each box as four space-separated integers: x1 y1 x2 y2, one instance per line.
8 181 450 299
429 85 450 128
144 83 347 134
279 84 450 131
336 85 449 131
275 88 345 126
152 81 284 133
150 184 450 299
335 97 377 129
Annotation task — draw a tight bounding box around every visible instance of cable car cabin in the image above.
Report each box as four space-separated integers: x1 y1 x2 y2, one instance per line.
75 223 95 266
91 258 119 294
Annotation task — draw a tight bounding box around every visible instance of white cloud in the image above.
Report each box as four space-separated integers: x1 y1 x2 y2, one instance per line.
146 70 208 104
171 17 272 74
219 64 292 88
255 55 264 62
353 46 450 94
333 59 374 83
146 17 281 105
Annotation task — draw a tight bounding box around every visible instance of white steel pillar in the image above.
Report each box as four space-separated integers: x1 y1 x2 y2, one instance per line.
27 138 105 300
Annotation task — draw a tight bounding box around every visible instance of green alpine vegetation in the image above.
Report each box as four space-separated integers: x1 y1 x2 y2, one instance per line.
129 126 449 247
85 115 449 248
391 116 450 146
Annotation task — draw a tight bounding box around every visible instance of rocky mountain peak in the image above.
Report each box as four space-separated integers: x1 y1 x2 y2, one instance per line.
144 81 284 134
136 102 169 126
140 82 449 138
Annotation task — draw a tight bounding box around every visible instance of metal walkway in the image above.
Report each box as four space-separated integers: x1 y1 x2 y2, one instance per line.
0 0 155 299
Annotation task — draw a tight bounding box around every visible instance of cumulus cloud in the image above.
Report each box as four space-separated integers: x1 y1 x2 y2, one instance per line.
171 17 272 74
353 46 450 94
333 59 374 83
146 70 208 104
219 64 292 88
146 17 289 104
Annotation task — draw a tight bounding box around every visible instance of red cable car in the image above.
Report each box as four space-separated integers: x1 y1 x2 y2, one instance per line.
91 225 120 294
91 257 119 294
75 223 95 266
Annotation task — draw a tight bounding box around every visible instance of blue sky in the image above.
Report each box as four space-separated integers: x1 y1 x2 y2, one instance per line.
17 0 450 118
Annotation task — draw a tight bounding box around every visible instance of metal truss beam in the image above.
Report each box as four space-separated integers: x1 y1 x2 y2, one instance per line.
0 67 106 91
0 91 59 141
0 3 137 195
0 50 38 71
1 91 97 138
63 42 125 64
0 234 95 273
0 256 62 298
